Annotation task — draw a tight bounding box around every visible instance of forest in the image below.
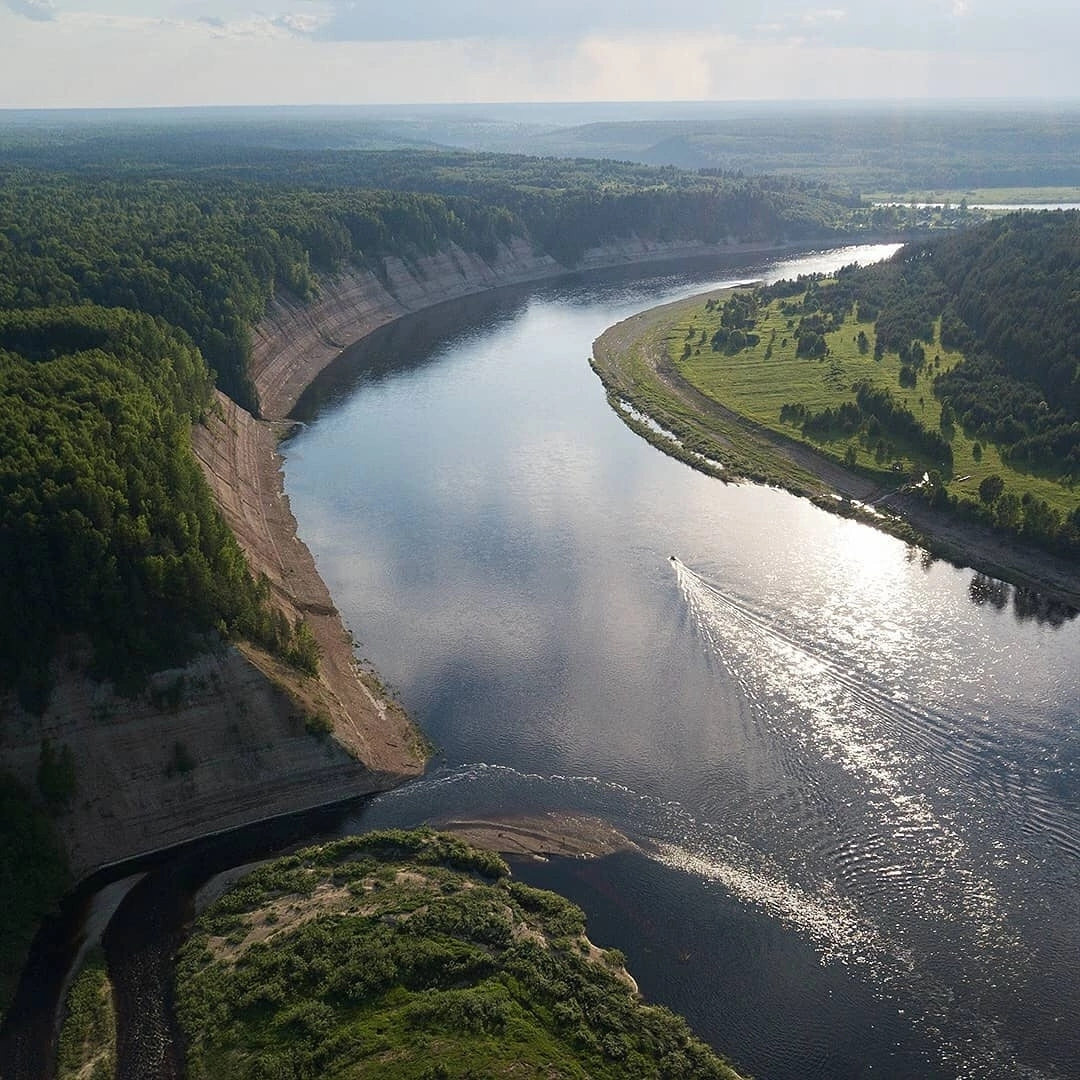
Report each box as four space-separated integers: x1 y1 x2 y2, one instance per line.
0 306 323 713
0 153 857 413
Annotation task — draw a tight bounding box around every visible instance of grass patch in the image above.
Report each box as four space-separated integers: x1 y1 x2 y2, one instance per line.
57 946 117 1080
595 284 1077 535
670 289 1076 519
591 306 827 498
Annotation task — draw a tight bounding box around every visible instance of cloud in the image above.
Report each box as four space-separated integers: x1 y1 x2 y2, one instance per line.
288 0 1079 55
803 8 846 23
306 0 748 43
2 0 1079 109
193 12 323 38
3 0 56 21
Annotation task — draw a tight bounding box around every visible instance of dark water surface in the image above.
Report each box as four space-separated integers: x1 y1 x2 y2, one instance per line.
282 247 1080 1080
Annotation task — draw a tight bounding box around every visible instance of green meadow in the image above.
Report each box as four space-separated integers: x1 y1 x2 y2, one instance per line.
670 288 1076 518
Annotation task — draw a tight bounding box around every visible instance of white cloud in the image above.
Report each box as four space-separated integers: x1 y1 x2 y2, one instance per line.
192 12 324 38
3 0 55 21
1 0 1079 106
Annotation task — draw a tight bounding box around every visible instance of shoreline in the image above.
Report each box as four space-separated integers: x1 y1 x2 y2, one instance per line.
249 234 871 421
591 290 1080 608
1 234 888 886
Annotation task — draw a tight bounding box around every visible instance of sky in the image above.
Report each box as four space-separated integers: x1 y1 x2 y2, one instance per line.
2 0 1079 108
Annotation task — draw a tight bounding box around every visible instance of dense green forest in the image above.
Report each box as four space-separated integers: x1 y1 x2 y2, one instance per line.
758 211 1080 555
175 830 743 1079
0 171 523 411
0 307 307 710
0 154 857 412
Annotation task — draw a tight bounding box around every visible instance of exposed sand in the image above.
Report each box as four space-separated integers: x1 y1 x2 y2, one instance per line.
431 814 638 861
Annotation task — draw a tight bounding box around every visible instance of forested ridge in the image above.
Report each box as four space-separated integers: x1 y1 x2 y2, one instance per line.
0 306 310 712
0 154 855 414
0 170 522 411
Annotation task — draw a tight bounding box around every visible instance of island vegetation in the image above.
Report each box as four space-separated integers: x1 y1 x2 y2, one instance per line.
592 210 1080 581
56 946 116 1080
175 829 745 1080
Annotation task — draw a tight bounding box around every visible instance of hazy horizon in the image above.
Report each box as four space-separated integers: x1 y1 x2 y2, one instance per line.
4 0 1080 109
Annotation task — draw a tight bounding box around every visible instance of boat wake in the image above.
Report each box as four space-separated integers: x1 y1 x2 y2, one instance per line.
355 753 1061 1080
669 556 1068 1080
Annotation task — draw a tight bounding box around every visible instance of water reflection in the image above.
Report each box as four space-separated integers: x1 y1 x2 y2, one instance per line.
279 244 1080 1080
969 572 1078 628
291 285 538 421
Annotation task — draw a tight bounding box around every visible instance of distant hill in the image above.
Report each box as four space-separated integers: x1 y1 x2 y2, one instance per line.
6 102 1079 193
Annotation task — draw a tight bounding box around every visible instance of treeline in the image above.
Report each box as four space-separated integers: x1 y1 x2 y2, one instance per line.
0 308 307 710
778 213 1080 476
787 383 953 469
302 152 856 264
0 171 522 413
0 155 855 411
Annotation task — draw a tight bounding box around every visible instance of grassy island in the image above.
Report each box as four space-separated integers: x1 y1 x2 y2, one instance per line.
175 829 745 1080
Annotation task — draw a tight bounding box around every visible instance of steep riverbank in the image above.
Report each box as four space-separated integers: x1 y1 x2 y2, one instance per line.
2 234 824 888
250 235 807 420
592 290 1080 607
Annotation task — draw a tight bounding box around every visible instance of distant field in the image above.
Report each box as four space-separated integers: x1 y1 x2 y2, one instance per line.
670 288 1077 518
864 187 1080 205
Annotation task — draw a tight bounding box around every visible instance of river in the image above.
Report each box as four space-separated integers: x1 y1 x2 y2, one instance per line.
280 245 1080 1080
5 244 1078 1080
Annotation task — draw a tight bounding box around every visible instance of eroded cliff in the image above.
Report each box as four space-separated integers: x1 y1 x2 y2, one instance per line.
2 233 777 881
